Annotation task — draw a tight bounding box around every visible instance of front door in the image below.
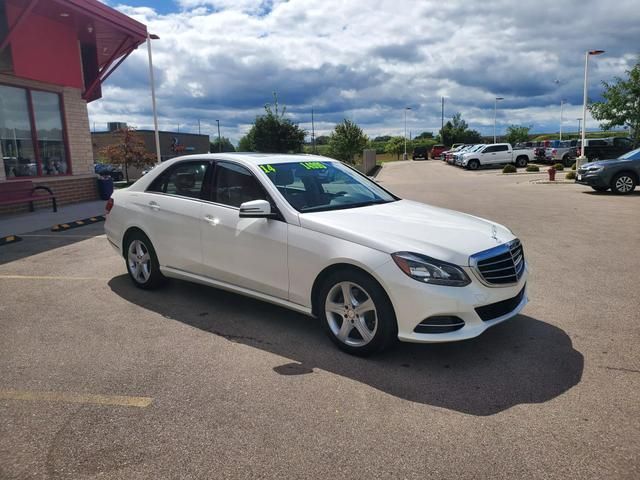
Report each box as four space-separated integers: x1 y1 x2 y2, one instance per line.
200 161 289 299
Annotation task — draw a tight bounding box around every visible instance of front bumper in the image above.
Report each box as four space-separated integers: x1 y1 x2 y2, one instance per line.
374 260 529 343
575 171 609 188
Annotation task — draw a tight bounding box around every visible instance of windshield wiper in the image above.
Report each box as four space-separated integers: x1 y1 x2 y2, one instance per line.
300 199 394 213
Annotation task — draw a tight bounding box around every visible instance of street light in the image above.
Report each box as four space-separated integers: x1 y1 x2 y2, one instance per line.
577 118 582 135
146 33 161 164
216 120 221 152
578 49 605 167
494 97 504 143
560 99 567 141
403 107 411 160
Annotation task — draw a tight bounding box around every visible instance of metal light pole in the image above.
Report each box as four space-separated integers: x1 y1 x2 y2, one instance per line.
493 97 504 143
560 99 567 141
578 50 605 167
441 97 444 133
216 120 221 152
577 118 582 135
311 108 316 154
403 107 411 160
146 33 161 164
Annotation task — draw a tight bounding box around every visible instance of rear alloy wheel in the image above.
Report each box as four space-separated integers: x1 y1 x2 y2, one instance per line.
467 159 480 170
611 173 636 195
319 270 396 356
515 156 528 168
125 232 165 289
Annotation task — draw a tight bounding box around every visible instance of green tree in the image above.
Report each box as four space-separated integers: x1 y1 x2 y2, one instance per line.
210 136 236 153
326 119 369 164
384 136 408 160
438 113 484 146
246 93 306 153
589 60 640 146
99 127 154 183
505 125 531 145
415 131 434 139
237 130 255 151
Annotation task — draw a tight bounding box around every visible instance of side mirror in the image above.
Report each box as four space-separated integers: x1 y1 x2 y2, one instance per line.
239 199 275 218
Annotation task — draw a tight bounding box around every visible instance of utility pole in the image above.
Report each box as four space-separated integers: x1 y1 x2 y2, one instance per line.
441 97 444 133
216 119 221 152
311 108 316 154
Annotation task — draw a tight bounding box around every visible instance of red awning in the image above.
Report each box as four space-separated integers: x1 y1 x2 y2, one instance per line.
2 0 148 101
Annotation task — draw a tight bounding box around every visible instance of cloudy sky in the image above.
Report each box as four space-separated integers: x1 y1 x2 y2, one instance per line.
89 0 640 144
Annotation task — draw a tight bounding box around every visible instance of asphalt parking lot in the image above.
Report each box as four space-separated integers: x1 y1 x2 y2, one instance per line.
1 161 638 479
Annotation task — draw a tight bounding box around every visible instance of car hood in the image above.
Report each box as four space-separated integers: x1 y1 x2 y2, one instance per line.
299 200 514 266
584 158 636 168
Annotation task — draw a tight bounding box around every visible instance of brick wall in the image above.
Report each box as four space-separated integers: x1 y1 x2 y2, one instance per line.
62 86 94 175
0 176 98 216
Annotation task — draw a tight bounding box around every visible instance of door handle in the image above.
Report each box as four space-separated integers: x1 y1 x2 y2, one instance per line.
204 215 219 226
148 201 160 211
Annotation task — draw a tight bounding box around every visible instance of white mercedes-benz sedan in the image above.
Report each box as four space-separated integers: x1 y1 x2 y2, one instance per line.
105 153 528 355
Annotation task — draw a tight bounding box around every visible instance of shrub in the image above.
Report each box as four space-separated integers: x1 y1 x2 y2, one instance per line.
526 164 540 172
553 163 565 171
571 162 576 170
565 171 576 180
502 164 517 173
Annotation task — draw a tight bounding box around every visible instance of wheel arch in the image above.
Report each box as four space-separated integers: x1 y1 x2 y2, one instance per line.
122 226 153 259
613 169 639 184
310 262 391 318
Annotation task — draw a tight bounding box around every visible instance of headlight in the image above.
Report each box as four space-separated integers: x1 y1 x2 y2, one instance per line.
391 252 471 287
586 166 604 173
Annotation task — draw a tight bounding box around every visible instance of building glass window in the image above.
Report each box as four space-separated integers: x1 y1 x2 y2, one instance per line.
0 84 69 178
32 91 68 175
0 84 37 177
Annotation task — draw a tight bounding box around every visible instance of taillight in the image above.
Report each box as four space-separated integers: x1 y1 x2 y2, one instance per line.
105 198 114 214
552 149 557 155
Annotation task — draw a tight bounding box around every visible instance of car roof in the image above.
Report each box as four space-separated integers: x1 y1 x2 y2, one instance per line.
166 153 336 166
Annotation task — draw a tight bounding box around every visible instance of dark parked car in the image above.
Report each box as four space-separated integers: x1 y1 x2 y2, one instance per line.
412 146 428 160
94 163 124 181
576 147 640 194
576 137 635 161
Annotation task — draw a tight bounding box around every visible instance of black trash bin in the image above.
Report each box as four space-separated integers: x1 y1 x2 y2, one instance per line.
97 177 114 200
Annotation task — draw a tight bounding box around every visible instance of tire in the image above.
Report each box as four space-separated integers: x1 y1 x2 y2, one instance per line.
124 231 165 289
318 269 397 356
515 156 528 168
562 155 573 168
467 159 480 170
611 173 636 195
591 186 609 192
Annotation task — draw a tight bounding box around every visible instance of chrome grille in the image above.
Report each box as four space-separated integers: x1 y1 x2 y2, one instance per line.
470 239 525 286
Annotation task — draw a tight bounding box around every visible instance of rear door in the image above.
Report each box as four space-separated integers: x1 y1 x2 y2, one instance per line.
144 160 211 273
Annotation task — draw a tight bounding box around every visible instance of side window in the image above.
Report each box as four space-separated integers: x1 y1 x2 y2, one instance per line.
213 162 267 208
496 145 509 152
148 161 210 199
615 138 631 147
483 146 497 153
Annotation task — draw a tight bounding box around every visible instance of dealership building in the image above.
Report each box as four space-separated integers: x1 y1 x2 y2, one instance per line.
0 0 149 214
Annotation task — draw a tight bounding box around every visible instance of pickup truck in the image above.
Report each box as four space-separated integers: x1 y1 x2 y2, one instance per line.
577 137 635 161
544 140 577 167
460 143 532 170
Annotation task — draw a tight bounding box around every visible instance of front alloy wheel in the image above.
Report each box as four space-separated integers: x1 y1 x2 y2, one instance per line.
319 270 397 355
125 232 165 289
611 173 636 195
325 281 378 348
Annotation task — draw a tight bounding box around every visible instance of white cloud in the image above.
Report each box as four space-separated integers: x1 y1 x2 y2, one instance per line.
90 0 640 143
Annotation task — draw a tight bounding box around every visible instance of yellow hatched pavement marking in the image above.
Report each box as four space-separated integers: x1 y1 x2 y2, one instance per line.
0 390 152 408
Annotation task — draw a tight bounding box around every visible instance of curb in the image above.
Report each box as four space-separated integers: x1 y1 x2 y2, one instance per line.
51 215 105 232
0 235 22 246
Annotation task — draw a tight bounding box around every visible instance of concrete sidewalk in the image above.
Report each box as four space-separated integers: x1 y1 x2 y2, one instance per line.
0 200 106 237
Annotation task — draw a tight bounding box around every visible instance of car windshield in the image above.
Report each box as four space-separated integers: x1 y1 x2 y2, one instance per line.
619 147 640 160
259 160 397 213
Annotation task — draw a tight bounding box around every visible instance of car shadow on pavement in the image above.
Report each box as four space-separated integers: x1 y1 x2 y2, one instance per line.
109 275 584 417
